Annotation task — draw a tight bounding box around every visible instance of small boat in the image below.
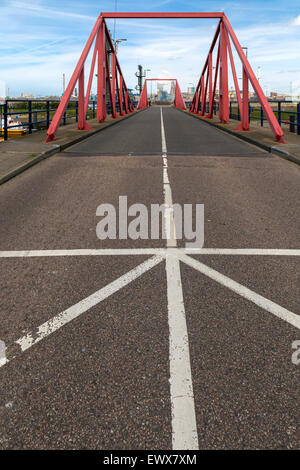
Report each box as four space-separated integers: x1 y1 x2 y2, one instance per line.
0 116 26 138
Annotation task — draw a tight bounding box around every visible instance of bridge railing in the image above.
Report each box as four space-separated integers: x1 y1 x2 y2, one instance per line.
0 98 131 141
196 100 300 135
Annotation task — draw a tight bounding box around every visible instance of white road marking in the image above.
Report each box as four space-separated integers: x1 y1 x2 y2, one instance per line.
179 253 300 330
0 255 163 367
0 249 167 257
160 107 167 154
1 248 299 258
161 107 199 450
183 248 300 256
0 340 7 367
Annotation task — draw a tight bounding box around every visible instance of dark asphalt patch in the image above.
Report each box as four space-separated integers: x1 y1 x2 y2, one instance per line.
0 255 150 342
180 261 300 449
167 156 300 249
0 261 171 450
189 255 300 315
162 107 266 155
0 155 164 250
64 107 162 155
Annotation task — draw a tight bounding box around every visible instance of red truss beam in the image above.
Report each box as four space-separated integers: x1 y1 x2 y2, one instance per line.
45 16 133 142
190 16 285 143
101 12 225 19
45 12 285 144
137 79 186 111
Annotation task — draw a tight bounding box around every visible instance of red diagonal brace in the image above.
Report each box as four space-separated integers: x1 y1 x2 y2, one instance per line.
45 16 101 142
223 14 285 142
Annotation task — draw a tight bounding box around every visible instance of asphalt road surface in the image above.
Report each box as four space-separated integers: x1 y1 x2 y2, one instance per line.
0 106 299 450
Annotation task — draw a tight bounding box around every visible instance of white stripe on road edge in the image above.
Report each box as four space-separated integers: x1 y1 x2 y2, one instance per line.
179 253 300 330
161 107 199 450
0 255 163 367
0 248 299 258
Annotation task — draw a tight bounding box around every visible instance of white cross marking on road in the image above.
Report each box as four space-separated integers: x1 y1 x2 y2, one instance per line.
0 108 299 451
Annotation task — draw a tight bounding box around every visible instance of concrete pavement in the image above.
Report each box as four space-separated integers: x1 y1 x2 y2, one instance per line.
0 107 299 449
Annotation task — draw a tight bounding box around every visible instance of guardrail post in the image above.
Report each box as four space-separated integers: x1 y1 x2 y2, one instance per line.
289 115 295 133
297 103 300 136
46 101 50 128
4 102 8 141
260 106 264 126
28 101 32 134
278 101 281 126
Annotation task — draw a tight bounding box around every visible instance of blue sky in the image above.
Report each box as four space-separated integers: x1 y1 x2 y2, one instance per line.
0 0 299 97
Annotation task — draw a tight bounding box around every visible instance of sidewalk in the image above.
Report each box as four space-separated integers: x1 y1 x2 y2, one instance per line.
0 112 139 185
185 111 300 165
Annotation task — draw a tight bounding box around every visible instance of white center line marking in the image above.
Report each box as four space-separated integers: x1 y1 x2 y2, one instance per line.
161 107 199 450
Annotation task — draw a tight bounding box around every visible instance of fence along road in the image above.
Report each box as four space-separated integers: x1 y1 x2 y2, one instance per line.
0 106 299 449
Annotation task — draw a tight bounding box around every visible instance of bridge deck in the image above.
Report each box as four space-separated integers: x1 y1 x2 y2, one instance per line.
0 107 299 450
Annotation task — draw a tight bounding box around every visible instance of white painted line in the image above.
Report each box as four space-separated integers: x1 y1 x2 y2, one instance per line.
182 248 300 256
1 248 299 258
180 253 300 330
0 249 167 258
160 107 167 154
1 255 163 367
161 107 199 450
166 254 199 450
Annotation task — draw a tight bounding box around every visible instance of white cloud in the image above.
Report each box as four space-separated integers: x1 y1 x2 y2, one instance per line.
291 15 300 26
9 1 96 21
1 3 299 96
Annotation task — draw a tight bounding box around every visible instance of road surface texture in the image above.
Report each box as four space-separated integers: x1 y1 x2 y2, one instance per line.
0 106 299 450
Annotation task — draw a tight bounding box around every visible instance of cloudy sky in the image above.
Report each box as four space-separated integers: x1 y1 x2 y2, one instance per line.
0 0 299 97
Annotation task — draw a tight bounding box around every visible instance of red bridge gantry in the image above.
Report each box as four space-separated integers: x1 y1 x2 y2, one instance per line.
45 12 285 144
137 79 186 111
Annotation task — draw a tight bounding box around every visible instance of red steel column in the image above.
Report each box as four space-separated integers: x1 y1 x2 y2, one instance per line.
174 80 187 110
84 38 98 118
242 67 249 130
219 21 229 123
78 66 92 130
97 21 106 122
119 75 124 115
195 88 200 113
137 81 148 110
111 52 117 118
200 76 205 114
235 68 249 131
200 69 209 116
206 52 213 117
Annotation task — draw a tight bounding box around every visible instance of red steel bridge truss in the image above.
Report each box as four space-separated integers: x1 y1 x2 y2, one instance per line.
137 79 186 111
45 12 285 144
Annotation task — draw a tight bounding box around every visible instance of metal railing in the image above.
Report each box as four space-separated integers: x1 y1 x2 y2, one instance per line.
195 99 300 135
0 97 136 141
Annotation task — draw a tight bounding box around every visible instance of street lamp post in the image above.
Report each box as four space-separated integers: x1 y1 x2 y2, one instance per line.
114 38 127 54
